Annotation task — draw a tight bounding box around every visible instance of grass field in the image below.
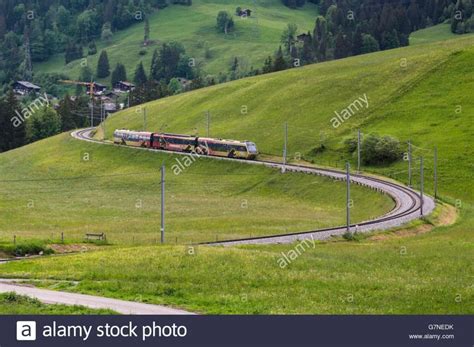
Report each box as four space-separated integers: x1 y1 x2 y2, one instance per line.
409 23 471 45
0 134 393 244
1 35 473 314
34 0 318 84
0 292 116 314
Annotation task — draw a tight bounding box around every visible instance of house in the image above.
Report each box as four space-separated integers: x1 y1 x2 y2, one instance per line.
238 8 252 17
85 82 107 96
113 81 135 93
13 81 41 95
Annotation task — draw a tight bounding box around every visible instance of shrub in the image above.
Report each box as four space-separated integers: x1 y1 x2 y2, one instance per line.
343 137 357 153
361 133 402 165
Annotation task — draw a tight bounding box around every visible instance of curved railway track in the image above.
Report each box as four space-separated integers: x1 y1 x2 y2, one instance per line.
72 128 435 246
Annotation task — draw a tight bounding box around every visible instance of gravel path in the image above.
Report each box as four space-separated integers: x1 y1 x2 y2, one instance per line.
0 280 193 315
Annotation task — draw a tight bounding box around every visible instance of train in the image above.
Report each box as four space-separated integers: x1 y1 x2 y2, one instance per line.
113 129 259 160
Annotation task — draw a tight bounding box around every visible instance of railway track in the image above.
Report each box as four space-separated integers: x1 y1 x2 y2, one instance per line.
72 128 435 246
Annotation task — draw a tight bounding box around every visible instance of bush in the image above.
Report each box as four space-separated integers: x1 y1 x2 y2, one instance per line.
361 134 402 165
0 241 54 257
343 137 357 153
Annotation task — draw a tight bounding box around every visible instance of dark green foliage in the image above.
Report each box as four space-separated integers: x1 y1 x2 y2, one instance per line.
216 11 234 34
96 50 110 78
134 62 148 86
111 63 127 87
0 90 26 153
27 107 61 143
273 46 287 71
0 241 53 257
360 134 402 165
88 41 97 55
57 94 76 131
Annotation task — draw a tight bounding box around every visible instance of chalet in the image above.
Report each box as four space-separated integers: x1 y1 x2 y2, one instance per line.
238 8 252 17
85 82 107 96
114 81 135 93
13 81 41 95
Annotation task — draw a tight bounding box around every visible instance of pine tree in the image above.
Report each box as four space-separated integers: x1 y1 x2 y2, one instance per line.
58 94 76 131
262 56 273 73
144 18 150 45
150 48 161 81
273 46 287 71
23 26 33 80
134 61 148 86
111 63 127 87
97 50 110 78
5 90 26 150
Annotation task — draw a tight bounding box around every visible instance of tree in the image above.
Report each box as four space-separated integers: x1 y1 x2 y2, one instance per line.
168 78 182 94
88 41 97 55
361 134 402 165
144 18 150 44
27 106 61 143
334 32 351 59
281 23 298 53
111 63 127 87
101 22 113 42
273 46 287 71
134 61 148 86
97 50 110 78
216 11 234 34
262 56 273 73
79 66 94 82
313 16 328 61
361 34 380 54
150 48 161 80
58 94 76 131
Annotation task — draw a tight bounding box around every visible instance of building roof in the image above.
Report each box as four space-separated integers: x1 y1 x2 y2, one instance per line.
15 81 41 90
117 81 135 87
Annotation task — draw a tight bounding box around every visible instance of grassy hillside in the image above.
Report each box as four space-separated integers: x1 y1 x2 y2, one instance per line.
101 35 474 202
1 35 473 314
409 23 473 45
0 134 392 244
34 0 318 83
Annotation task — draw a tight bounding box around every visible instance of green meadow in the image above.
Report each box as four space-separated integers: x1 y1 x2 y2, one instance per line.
0 134 393 245
34 0 319 84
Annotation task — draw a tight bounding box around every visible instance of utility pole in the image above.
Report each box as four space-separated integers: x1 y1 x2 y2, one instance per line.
283 122 288 166
434 147 438 199
127 92 130 108
420 157 424 216
90 78 94 128
346 162 351 232
143 107 147 131
206 110 210 137
408 140 412 187
161 164 165 244
101 99 105 140
90 98 94 128
357 129 361 173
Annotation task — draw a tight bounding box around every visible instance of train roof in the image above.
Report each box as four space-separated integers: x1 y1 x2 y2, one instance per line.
198 137 248 145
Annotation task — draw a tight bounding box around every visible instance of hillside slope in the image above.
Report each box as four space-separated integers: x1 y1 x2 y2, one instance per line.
34 0 318 82
101 35 474 203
